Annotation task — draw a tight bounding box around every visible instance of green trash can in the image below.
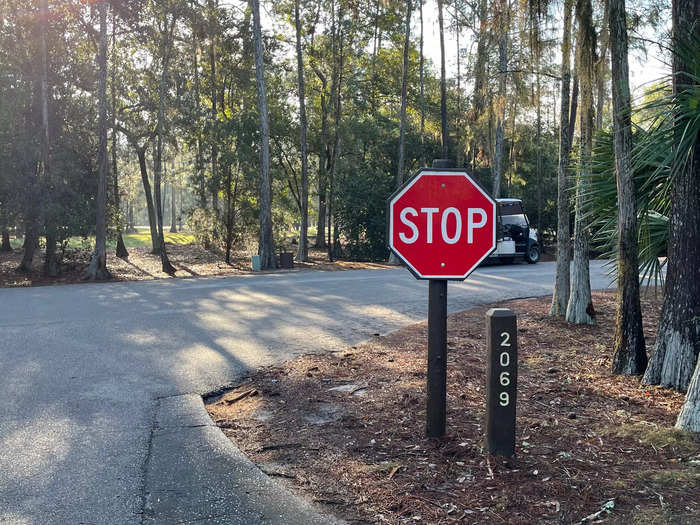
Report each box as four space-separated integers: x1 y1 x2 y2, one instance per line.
251 254 261 271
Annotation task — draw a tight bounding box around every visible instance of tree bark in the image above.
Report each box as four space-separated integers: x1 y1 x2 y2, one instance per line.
396 0 412 188
673 0 700 431
251 0 276 270
595 0 610 130
609 0 647 375
550 0 574 317
470 0 489 173
492 0 508 198
327 2 345 262
315 76 329 249
209 0 219 217
170 183 177 233
135 146 159 253
38 0 58 277
295 0 309 262
154 13 177 276
535 25 543 230
566 0 596 325
109 11 128 260
646 0 700 395
85 0 111 280
192 30 206 208
1 230 12 252
438 0 448 160
419 0 425 167
17 215 38 273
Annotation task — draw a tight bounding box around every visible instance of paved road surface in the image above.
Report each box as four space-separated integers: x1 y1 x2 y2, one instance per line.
0 261 614 524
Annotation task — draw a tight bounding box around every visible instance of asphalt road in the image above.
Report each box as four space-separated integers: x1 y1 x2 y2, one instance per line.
0 260 614 524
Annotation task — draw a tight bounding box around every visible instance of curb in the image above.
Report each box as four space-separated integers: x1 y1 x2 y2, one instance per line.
142 394 342 524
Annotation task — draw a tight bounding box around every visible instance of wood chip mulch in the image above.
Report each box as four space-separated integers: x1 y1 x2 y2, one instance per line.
207 291 700 525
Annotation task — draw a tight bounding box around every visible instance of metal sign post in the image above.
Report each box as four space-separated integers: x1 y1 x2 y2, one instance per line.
485 308 518 456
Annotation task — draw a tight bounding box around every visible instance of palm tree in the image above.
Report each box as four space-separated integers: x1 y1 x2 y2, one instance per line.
584 33 700 428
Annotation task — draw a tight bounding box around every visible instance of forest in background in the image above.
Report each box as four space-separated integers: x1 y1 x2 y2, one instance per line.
0 0 667 269
1 0 699 430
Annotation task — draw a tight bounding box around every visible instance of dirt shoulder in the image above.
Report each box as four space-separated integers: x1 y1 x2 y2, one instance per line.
207 291 699 525
0 244 391 288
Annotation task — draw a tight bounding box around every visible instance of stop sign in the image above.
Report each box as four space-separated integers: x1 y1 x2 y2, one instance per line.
389 170 497 280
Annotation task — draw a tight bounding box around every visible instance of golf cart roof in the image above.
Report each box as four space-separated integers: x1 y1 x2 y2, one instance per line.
496 198 523 204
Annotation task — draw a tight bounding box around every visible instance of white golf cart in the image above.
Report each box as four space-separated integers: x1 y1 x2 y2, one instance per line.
487 198 540 264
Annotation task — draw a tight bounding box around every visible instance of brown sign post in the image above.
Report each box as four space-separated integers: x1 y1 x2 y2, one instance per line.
485 308 518 456
388 159 497 438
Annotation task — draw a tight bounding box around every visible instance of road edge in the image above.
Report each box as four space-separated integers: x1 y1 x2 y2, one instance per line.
142 393 343 524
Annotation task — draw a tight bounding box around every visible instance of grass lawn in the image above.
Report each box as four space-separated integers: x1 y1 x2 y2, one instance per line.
120 228 195 248
7 227 195 251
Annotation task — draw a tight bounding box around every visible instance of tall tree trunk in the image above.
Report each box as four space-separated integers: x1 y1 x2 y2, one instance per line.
128 202 135 233
154 14 177 276
18 211 38 273
39 0 58 277
112 12 128 260
224 165 238 264
566 0 596 325
438 0 448 160
419 0 426 167
315 76 329 249
492 0 508 198
85 0 111 280
1 230 12 252
327 2 344 262
535 23 543 230
646 0 700 395
315 154 327 248
16 11 39 273
470 0 489 173
396 0 412 188
193 31 206 208
295 0 309 262
170 183 177 233
569 73 579 147
550 0 574 317
455 10 462 167
596 0 610 130
673 0 700 431
609 0 646 374
251 0 276 269
136 146 159 253
209 22 219 217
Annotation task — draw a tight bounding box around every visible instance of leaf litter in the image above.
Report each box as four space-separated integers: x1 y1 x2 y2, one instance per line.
207 291 699 524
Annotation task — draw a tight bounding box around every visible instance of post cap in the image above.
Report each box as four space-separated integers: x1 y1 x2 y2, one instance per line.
486 308 516 318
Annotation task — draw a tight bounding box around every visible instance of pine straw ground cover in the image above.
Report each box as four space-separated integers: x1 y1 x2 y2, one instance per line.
207 291 700 525
0 244 389 287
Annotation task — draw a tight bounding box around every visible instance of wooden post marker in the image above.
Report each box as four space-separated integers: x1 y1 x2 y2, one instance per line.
426 279 448 437
485 308 518 456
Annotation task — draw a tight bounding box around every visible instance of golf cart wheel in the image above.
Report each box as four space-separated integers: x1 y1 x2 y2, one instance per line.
526 244 540 264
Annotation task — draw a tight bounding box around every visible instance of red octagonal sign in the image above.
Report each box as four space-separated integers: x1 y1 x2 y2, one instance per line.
389 170 497 280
